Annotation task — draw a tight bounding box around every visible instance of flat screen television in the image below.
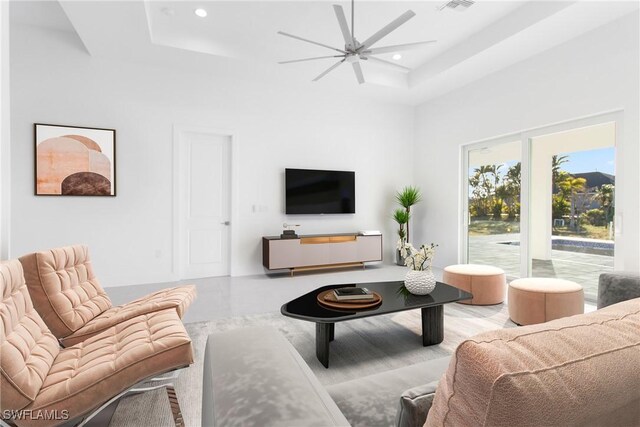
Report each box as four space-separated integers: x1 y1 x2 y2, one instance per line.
285 168 355 214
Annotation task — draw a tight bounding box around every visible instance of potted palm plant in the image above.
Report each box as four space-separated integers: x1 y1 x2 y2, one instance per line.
393 209 410 265
396 186 421 241
394 186 422 265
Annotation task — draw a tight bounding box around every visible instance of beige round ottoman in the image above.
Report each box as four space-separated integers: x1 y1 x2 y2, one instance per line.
508 278 584 325
443 264 506 305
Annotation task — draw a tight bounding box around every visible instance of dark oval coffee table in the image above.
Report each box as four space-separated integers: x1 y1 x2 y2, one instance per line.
281 281 473 368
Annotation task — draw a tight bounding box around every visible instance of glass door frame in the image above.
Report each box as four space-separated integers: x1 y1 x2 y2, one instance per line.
460 110 624 278
460 134 526 275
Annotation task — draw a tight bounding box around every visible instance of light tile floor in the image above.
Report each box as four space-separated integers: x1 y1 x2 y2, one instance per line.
106 262 597 324
107 263 410 324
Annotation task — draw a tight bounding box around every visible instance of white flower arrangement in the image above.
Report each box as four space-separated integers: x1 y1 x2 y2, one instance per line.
396 239 415 258
404 243 438 271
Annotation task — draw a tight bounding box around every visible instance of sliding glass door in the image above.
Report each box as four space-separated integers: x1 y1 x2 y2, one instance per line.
463 115 619 302
529 123 615 301
465 140 521 278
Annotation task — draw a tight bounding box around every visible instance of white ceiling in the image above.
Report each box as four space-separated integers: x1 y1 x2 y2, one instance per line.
10 1 640 105
146 1 525 70
10 0 74 33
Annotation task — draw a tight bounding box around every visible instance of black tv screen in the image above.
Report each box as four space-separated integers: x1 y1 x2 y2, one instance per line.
285 168 355 214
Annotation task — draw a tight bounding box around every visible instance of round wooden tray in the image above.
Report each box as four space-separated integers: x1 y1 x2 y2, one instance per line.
317 289 383 310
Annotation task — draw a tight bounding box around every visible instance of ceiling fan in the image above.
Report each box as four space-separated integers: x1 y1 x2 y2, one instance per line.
277 0 436 84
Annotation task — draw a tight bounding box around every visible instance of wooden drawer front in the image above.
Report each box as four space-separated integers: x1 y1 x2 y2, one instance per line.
300 236 330 245
330 235 357 243
300 235 357 244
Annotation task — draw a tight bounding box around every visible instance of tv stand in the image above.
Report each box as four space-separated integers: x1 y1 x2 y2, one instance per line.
262 233 382 276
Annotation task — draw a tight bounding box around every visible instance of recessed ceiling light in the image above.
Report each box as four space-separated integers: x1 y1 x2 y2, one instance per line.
392 54 402 61
194 8 208 18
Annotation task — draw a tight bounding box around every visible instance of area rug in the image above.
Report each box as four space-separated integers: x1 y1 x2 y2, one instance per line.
109 303 513 427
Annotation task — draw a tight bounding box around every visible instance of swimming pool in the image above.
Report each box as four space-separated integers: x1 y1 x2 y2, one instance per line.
499 238 614 256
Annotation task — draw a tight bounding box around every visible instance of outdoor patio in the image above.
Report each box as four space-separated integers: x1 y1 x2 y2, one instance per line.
469 233 613 301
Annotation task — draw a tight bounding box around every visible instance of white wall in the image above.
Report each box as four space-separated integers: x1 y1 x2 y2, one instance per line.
413 12 640 273
0 1 10 260
10 24 414 286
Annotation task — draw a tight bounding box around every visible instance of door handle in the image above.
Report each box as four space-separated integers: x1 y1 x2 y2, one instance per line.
221 221 231 226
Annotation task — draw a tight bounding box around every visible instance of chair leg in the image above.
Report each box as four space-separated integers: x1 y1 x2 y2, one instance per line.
166 385 184 427
73 368 189 427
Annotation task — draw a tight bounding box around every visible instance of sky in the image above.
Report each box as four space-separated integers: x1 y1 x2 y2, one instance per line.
560 147 615 175
468 147 616 178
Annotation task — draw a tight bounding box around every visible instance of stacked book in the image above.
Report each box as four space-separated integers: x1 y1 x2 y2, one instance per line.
333 287 374 301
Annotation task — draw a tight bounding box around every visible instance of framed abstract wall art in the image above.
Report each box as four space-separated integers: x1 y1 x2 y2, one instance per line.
34 123 116 196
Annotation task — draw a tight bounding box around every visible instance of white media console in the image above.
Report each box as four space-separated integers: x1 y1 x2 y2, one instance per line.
262 233 383 275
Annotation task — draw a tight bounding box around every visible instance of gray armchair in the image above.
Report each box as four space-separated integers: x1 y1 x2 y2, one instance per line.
597 272 640 309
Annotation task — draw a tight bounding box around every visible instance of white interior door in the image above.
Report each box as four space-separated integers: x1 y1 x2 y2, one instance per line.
179 130 231 279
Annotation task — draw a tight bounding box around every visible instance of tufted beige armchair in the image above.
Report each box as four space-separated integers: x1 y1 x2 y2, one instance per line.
0 259 194 427
19 245 196 347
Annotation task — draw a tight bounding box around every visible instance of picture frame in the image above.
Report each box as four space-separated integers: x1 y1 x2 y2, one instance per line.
34 123 116 196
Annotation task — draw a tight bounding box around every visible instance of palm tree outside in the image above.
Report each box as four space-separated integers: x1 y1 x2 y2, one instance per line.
557 176 587 229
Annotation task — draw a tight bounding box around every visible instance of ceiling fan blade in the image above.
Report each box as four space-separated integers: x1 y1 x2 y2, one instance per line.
279 55 344 64
365 40 437 55
333 5 354 48
352 61 365 84
351 0 355 46
366 56 410 72
278 31 347 54
313 59 346 81
360 10 416 50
